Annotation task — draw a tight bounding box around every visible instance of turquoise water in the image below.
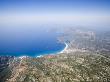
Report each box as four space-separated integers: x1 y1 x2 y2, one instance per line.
0 26 65 57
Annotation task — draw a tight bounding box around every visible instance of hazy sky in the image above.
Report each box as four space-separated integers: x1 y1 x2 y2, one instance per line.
0 0 110 26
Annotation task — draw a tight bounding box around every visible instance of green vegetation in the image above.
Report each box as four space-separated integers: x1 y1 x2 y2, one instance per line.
5 52 110 82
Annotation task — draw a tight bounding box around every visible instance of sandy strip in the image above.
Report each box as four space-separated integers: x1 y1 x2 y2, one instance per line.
59 42 68 54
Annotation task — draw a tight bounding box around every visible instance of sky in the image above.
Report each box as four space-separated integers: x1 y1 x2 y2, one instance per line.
0 0 110 27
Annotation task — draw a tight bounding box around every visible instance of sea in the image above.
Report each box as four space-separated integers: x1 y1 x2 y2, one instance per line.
0 26 65 57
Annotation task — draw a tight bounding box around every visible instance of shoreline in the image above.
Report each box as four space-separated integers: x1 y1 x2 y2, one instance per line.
36 42 68 58
17 42 68 58
59 42 68 54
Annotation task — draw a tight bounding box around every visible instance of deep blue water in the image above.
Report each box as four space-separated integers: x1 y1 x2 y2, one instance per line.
0 26 65 57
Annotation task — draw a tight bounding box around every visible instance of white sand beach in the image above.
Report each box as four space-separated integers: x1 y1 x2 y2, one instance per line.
59 43 68 54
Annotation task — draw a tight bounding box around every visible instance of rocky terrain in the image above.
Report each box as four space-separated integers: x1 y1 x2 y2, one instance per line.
0 56 14 82
4 52 110 82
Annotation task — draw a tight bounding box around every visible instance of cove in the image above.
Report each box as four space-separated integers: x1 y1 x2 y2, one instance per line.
0 26 65 57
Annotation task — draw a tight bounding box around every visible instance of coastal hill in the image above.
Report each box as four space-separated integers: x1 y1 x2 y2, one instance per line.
0 28 110 82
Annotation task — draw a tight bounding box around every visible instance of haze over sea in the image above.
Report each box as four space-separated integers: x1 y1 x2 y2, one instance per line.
0 25 65 57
